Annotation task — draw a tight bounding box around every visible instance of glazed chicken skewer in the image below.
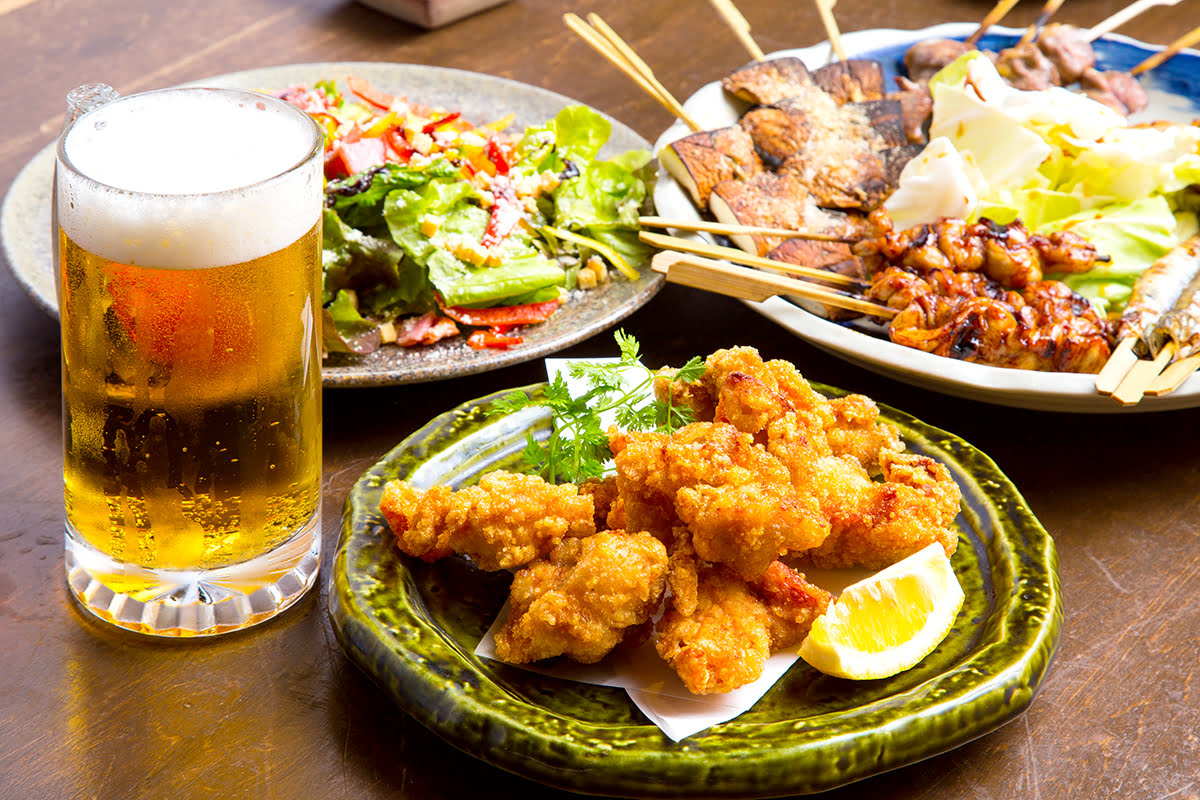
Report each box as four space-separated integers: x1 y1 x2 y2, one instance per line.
649 213 1117 374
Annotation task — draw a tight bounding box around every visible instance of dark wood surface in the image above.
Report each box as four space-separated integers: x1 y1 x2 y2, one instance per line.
3 1 1200 797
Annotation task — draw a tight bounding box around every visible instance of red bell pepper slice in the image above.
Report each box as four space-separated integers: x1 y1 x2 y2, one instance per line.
385 129 415 162
485 138 510 176
443 298 561 328
346 75 396 111
467 329 524 350
422 112 462 134
480 179 522 249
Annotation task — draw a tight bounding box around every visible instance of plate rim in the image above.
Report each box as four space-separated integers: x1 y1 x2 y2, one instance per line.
650 23 1200 413
329 380 1063 797
0 60 663 388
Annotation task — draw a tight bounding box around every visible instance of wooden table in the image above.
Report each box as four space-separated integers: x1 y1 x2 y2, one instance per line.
3 1 1199 797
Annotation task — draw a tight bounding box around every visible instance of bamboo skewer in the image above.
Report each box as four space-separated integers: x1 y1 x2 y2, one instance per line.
966 0 1023 46
708 0 766 61
1087 0 1185 42
1018 0 1068 45
1147 352 1200 394
813 0 847 62
1110 342 1176 405
1132 23 1200 74
1095 336 1139 394
639 231 867 288
563 13 700 132
651 251 895 317
638 215 857 243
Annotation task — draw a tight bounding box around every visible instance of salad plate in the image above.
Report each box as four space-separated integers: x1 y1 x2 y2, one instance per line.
653 24 1200 413
0 62 662 388
329 382 1062 798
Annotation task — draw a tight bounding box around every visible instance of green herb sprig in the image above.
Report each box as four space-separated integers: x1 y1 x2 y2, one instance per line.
490 330 704 483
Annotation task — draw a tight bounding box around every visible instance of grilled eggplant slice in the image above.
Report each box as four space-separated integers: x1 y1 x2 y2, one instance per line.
811 59 886 104
722 56 815 105
660 126 765 208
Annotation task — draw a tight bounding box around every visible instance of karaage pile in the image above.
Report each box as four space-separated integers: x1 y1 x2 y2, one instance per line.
379 346 963 695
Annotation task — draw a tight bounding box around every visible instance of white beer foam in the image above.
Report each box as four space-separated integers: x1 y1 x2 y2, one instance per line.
58 88 322 269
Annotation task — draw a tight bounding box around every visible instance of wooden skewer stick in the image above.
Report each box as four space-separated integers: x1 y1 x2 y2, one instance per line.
638 215 857 243
1132 23 1200 74
1146 351 1200 395
651 251 894 318
1110 341 1176 405
1095 336 1140 395
1087 0 1185 42
1019 0 1068 44
966 0 1023 46
563 13 700 131
708 0 767 61
639 231 868 288
813 0 847 62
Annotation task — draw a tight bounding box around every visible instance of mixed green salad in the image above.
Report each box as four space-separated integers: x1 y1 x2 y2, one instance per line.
276 76 654 354
884 52 1200 313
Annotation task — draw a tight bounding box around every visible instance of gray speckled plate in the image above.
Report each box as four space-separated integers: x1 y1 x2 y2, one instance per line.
329 383 1062 798
0 62 662 388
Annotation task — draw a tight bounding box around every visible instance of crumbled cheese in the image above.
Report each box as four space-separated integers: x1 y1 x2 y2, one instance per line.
419 215 442 237
580 256 608 289
379 320 397 344
411 131 434 156
459 131 486 148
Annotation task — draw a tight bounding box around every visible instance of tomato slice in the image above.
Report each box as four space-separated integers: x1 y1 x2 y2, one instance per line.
346 75 396 110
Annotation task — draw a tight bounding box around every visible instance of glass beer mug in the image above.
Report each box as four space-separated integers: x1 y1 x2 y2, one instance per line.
54 84 325 636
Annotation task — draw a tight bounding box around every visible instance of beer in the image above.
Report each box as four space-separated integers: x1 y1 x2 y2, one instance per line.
56 87 324 635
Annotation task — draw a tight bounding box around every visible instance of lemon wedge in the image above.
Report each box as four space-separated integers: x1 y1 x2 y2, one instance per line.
798 543 964 680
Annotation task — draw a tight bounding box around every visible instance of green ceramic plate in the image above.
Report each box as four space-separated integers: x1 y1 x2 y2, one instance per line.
329 383 1062 798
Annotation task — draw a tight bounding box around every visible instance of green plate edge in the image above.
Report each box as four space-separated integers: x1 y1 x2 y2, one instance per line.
329 383 1063 798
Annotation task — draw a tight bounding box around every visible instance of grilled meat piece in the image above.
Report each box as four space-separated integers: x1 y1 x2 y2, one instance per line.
869 266 1115 372
1036 23 1095 84
812 59 886 104
722 56 816 105
853 212 1106 289
660 126 765 208
1080 67 1149 115
887 77 932 144
903 38 974 84
994 41 1061 91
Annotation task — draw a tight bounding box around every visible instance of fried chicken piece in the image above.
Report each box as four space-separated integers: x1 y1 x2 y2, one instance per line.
825 393 903 475
692 345 835 437
655 562 831 694
797 448 961 570
494 530 668 664
753 560 834 648
579 475 619 531
666 527 700 617
674 479 829 580
610 422 830 578
655 565 773 695
379 471 594 571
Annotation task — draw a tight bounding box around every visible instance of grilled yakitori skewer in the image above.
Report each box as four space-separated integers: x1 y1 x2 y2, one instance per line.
1097 235 1200 397
645 213 1115 373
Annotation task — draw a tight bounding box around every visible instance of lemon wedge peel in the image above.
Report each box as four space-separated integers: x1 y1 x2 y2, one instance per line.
798 542 965 681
